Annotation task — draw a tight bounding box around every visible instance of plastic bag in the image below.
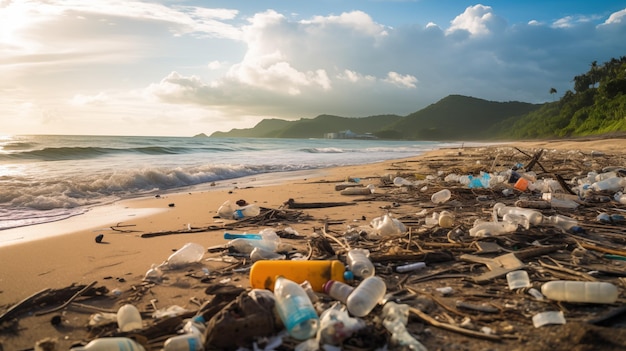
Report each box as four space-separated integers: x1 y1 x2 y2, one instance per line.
370 214 406 237
317 303 366 346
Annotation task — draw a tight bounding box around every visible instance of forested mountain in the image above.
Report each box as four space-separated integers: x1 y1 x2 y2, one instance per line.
497 56 626 139
209 56 626 141
210 97 538 140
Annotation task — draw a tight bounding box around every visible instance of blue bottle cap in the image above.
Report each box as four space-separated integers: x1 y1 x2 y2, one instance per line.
343 271 354 281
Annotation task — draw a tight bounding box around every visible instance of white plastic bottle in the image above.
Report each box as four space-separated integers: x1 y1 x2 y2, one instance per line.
469 221 518 237
541 281 619 304
493 202 543 225
116 304 142 332
346 276 387 317
273 276 319 340
438 210 454 228
346 249 375 279
70 337 145 351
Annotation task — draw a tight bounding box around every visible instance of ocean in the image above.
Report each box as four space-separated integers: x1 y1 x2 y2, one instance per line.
0 134 463 234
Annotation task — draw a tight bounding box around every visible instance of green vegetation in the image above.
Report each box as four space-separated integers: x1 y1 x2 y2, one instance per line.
210 56 626 141
499 56 626 139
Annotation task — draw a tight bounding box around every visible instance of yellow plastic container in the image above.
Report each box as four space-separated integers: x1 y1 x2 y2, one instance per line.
249 260 346 292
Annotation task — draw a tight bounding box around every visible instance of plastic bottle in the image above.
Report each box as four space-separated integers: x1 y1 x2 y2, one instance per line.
469 221 518 237
393 176 413 186
431 189 451 204
250 247 286 261
438 210 454 228
614 192 626 205
323 280 354 304
233 204 261 219
250 260 346 292
590 176 625 192
164 242 205 269
395 262 426 273
227 228 280 253
70 337 146 351
502 213 530 230
182 315 206 336
346 276 387 317
163 333 203 351
544 214 578 231
116 304 142 332
273 276 320 340
216 200 235 219
541 281 619 304
346 249 375 279
493 203 543 226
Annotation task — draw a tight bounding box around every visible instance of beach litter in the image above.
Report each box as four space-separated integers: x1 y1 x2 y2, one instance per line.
3 146 626 351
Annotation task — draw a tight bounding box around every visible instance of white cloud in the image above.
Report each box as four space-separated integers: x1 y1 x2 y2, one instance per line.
70 93 110 105
604 9 626 25
384 72 418 88
446 4 504 36
1 3 625 136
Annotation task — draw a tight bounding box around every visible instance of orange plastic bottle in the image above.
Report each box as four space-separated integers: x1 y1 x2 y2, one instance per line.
249 260 346 292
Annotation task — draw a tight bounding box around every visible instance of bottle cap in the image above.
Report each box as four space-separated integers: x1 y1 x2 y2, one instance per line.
343 271 354 281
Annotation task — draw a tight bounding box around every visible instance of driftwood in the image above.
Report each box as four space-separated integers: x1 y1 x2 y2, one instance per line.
283 198 356 209
0 282 104 323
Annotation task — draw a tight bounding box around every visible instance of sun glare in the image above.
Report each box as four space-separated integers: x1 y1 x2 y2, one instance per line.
0 3 35 50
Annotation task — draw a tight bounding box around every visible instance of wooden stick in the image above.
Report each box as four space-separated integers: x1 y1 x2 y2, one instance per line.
35 281 98 316
409 306 501 341
0 287 51 323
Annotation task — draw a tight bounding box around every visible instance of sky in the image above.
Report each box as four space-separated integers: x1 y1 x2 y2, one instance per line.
1 1 625 137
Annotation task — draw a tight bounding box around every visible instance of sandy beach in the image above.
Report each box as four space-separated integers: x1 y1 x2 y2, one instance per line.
1 137 626 351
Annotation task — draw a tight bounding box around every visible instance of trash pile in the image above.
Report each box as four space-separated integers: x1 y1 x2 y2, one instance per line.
2 146 626 351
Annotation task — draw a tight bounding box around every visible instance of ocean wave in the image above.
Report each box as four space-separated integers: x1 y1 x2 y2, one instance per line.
0 163 313 210
300 147 345 153
0 145 240 161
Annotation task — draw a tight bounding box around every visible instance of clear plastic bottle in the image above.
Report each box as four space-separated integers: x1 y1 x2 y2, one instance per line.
591 176 626 192
323 280 354 304
493 203 543 226
544 214 578 231
233 204 261 219
541 281 619 304
70 337 145 351
273 276 319 340
346 249 375 279
164 242 205 269
227 228 280 253
431 189 451 204
116 304 142 332
346 276 387 317
163 333 203 351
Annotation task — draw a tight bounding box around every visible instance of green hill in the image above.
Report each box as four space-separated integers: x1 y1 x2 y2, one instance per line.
389 95 540 140
208 56 626 140
499 56 626 139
